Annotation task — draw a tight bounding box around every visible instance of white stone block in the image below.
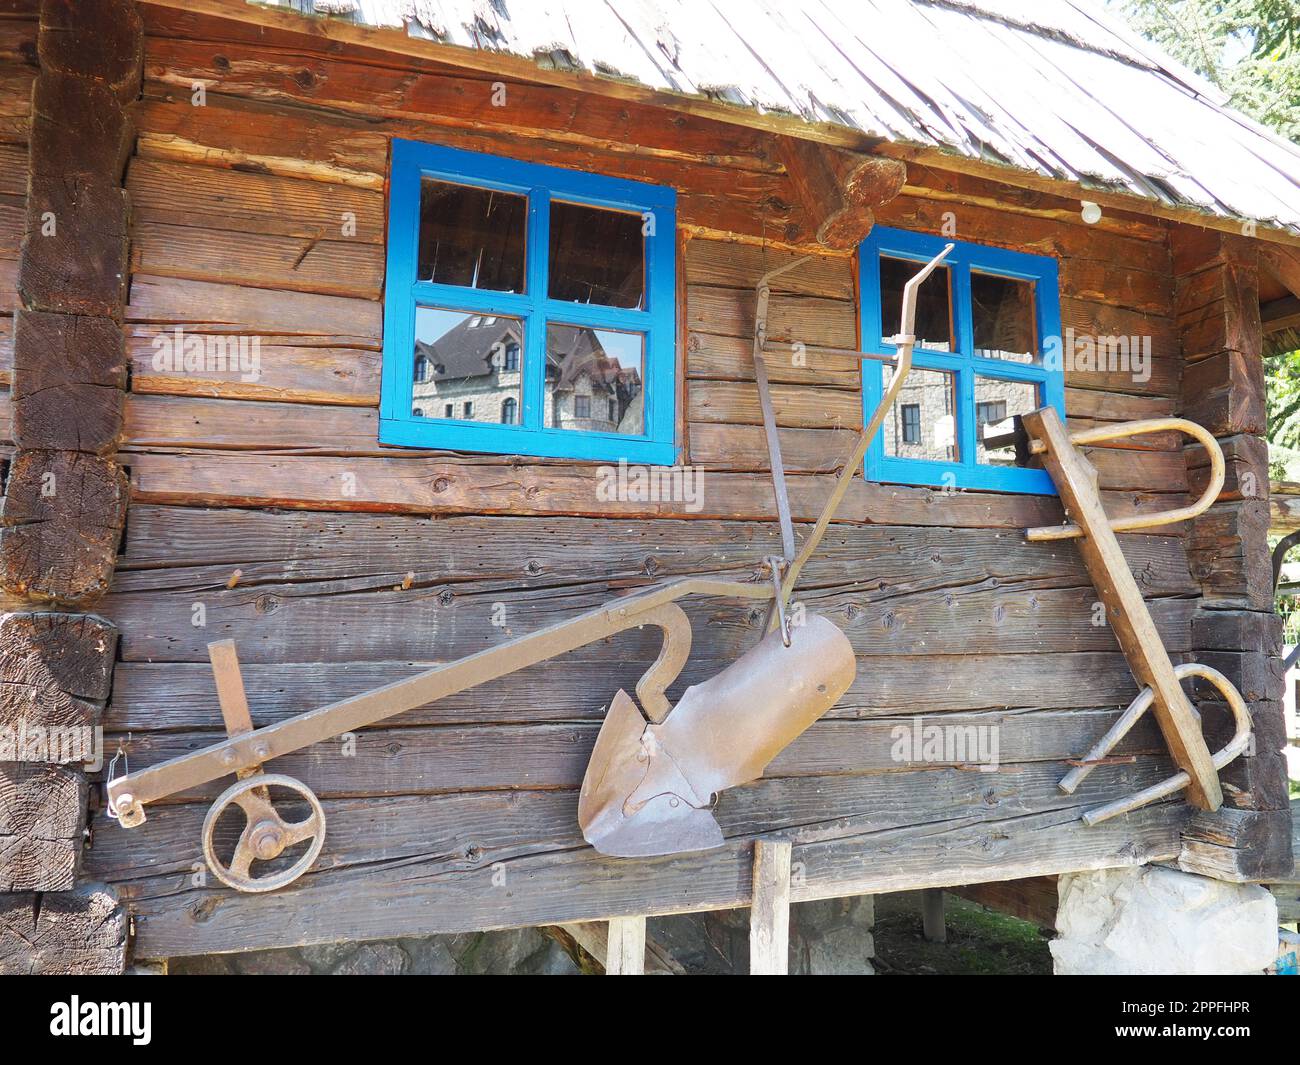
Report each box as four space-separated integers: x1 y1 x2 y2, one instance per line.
1051 865 1278 975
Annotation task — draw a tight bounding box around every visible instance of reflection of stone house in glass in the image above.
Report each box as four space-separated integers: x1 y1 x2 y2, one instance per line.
412 315 642 434
885 372 1035 466
412 314 523 423
544 326 643 434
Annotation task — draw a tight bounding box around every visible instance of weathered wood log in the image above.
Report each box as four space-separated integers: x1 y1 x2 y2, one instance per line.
1186 433 1268 503
29 69 133 182
98 709 1173 808
133 220 385 300
104 656 1179 732
127 332 382 406
19 178 129 319
1180 807 1294 882
1191 608 1282 655
951 875 1058 929
122 449 1180 530
0 450 128 604
1172 222 1287 871
0 881 126 974
38 0 142 101
750 839 793 973
779 139 904 249
1185 500 1273 610
1272 479 1300 533
127 274 382 342
1180 349 1266 436
0 611 116 737
684 238 853 299
12 309 126 453
127 157 385 243
98 564 1196 665
0 763 86 890
93 772 1188 958
113 506 1196 593
879 191 1169 276
142 34 785 179
688 286 856 348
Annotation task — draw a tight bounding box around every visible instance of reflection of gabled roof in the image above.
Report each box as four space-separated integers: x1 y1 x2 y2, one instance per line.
546 326 641 392
418 315 522 380
254 0 1300 236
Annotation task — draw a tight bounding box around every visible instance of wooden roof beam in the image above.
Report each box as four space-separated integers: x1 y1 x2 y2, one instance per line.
136 0 1300 251
778 138 906 250
1261 243 1300 298
1262 295 1300 334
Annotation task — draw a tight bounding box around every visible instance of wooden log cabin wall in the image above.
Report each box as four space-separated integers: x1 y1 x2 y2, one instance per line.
0 0 1290 967
0 0 137 973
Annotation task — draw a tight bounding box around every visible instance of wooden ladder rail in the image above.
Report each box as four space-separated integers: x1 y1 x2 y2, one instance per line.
1022 406 1231 811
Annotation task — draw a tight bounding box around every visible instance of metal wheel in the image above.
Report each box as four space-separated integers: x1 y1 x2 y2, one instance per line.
201 773 325 893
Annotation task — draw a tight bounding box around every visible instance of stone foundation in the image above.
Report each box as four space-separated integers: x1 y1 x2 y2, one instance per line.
1051 865 1278 975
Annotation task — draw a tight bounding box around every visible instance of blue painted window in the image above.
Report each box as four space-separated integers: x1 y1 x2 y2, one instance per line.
382 140 678 464
860 226 1064 494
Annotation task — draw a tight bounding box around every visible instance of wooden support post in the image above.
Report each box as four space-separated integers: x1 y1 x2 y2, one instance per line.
921 888 946 943
750 839 792 975
0 0 141 975
604 916 646 975
1172 226 1292 881
1023 406 1222 810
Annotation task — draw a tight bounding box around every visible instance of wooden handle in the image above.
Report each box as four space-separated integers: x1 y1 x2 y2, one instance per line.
1027 417 1225 541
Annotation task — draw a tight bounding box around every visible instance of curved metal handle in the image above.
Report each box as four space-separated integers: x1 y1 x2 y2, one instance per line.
771 243 954 625
1026 418 1225 541
1061 662 1251 826
632 602 693 724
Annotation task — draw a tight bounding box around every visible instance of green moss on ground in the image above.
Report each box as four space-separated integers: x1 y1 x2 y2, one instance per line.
872 892 1053 975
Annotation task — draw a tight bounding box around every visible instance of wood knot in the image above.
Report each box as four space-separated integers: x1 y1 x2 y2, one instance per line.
433 476 451 493
254 593 279 615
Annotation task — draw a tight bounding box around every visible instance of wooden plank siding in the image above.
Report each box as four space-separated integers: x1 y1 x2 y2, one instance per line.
83 20 1212 956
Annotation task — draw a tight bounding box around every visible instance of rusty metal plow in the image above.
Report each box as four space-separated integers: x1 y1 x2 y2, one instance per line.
1022 409 1253 824
107 578 773 890
106 247 955 888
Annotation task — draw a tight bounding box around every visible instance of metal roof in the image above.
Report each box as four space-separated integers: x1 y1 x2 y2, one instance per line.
262 0 1300 235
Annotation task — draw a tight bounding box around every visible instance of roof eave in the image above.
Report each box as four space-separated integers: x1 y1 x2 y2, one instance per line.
140 0 1300 250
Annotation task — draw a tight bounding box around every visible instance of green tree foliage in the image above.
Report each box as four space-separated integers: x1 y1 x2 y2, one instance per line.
1116 0 1300 142
1118 2 1300 474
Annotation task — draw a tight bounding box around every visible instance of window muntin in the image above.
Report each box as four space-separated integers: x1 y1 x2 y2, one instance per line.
382 140 677 464
861 226 1064 495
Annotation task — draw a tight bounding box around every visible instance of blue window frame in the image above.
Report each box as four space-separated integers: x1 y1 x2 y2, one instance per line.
860 226 1064 495
381 139 678 464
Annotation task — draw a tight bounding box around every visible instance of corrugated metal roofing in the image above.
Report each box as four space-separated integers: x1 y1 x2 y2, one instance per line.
259 0 1300 235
